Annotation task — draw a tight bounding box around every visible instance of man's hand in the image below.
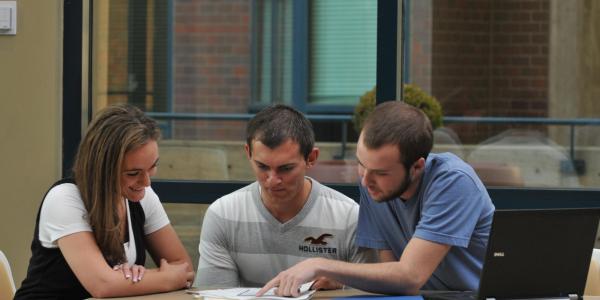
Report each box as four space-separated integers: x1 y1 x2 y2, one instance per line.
311 276 343 291
256 258 324 297
158 258 195 289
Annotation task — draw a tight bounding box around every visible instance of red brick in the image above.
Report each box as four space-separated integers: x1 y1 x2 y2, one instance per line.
531 57 547 66
511 100 529 109
493 22 519 32
520 0 541 10
520 23 540 32
511 57 530 66
531 34 548 43
494 1 521 10
511 79 530 88
532 12 548 22
511 34 530 44
519 45 540 55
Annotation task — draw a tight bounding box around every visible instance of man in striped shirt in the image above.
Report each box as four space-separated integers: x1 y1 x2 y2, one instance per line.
194 104 374 289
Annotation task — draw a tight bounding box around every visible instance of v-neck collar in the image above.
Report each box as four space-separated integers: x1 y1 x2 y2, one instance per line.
252 177 319 233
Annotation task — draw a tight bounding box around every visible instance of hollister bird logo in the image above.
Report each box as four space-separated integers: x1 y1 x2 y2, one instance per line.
304 233 334 245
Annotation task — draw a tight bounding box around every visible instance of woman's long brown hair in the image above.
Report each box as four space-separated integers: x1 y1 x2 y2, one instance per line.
72 104 160 265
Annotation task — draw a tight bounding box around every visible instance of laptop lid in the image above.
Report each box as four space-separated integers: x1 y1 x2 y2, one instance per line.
477 208 600 300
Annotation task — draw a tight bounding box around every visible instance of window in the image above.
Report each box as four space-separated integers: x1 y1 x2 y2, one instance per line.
406 0 600 189
252 0 377 112
89 0 379 186
67 0 600 270
310 1 377 105
81 0 600 189
74 0 600 191
92 0 172 136
84 1 381 269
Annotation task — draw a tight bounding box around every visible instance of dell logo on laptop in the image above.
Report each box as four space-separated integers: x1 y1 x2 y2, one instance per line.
493 252 505 257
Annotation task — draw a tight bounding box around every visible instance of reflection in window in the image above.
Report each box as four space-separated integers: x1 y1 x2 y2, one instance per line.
92 0 375 183
410 0 550 143
415 0 600 188
253 0 377 108
91 0 600 188
93 0 171 113
309 1 377 105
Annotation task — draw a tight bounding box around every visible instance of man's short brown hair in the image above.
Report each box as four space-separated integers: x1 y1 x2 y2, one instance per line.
361 101 433 168
246 104 315 159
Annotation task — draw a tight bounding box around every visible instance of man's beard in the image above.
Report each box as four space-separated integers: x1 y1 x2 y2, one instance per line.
374 168 412 202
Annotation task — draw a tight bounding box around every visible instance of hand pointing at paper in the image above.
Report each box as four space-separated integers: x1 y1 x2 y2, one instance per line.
311 277 343 291
257 258 323 297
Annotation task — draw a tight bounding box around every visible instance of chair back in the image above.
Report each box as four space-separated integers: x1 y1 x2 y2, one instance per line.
585 248 600 295
0 250 16 300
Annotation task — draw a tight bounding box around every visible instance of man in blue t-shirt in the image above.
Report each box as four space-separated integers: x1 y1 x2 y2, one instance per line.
258 101 495 296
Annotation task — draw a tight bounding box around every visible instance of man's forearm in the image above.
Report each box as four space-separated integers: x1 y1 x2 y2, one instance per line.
315 258 421 295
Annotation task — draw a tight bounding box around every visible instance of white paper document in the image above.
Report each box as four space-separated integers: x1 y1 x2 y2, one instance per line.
187 282 315 300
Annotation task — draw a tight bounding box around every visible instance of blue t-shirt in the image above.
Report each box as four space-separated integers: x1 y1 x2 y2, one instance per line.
356 152 495 291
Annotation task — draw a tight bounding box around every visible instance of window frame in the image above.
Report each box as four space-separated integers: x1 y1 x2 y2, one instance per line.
249 0 381 114
64 0 600 209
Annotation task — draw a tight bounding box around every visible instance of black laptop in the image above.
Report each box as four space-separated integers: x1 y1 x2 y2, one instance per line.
423 208 600 300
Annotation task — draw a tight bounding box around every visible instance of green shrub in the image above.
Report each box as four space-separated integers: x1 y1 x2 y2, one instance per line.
352 84 443 133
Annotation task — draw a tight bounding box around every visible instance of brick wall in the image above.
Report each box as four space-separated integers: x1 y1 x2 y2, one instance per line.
106 1 129 104
103 0 550 144
409 0 433 92
489 0 549 118
172 0 251 140
412 0 549 143
104 0 251 141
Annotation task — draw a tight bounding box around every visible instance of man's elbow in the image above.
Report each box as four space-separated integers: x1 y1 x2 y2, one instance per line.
372 276 425 296
394 268 427 295
400 278 423 296
402 285 421 296
381 278 421 296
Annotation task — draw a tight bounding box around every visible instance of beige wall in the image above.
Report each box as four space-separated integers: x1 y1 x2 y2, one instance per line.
0 0 62 286
549 0 600 144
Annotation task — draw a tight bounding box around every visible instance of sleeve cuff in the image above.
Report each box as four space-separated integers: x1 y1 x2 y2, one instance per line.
45 226 92 248
414 229 470 248
355 236 389 249
145 218 169 235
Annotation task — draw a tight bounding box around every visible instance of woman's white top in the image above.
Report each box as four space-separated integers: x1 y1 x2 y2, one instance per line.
38 183 170 265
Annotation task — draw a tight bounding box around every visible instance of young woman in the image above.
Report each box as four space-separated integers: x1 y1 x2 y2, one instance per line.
14 104 194 299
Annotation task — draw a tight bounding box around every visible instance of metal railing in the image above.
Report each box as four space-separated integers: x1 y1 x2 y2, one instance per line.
147 112 600 163
444 116 600 162
147 112 353 159
145 112 600 204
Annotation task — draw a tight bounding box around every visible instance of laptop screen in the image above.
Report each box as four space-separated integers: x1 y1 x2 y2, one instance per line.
477 208 600 300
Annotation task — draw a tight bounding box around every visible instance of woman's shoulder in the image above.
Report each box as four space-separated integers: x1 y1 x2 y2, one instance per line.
39 182 91 247
43 182 83 208
47 181 79 195
138 186 160 208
